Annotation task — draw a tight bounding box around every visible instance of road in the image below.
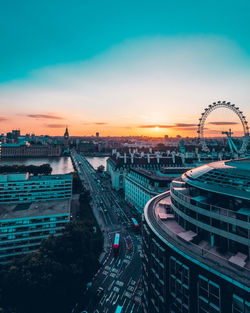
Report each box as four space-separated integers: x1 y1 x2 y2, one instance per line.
71 151 142 313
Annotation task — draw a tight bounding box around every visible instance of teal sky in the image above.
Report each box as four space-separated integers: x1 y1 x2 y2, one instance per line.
0 0 250 136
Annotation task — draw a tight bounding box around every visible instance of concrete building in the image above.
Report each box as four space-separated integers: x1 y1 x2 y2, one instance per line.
124 167 188 213
107 153 183 191
142 159 250 313
0 173 72 263
0 200 70 263
0 173 72 204
0 143 62 158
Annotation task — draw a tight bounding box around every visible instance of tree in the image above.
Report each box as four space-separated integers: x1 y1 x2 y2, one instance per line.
72 172 83 194
0 164 52 175
0 222 103 313
97 165 105 173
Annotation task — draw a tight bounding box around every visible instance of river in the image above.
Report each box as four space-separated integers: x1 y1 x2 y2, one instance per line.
85 156 109 170
0 157 74 174
0 156 109 173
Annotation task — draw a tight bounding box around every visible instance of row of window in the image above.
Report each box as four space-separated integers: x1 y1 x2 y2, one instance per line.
0 216 68 228
171 196 249 242
142 222 249 313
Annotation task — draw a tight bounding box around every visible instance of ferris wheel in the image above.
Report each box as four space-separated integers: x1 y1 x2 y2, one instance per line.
197 101 249 154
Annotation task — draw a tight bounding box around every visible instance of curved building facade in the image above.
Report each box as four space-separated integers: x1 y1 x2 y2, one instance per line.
142 159 250 313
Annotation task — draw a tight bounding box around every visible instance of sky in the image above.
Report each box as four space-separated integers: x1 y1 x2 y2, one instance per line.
0 0 250 137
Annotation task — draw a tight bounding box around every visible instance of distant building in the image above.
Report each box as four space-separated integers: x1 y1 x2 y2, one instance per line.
78 141 97 153
0 200 71 263
0 173 72 263
124 167 188 213
142 159 250 313
107 153 183 191
96 132 100 138
64 127 69 148
63 127 70 155
0 173 72 204
0 143 62 158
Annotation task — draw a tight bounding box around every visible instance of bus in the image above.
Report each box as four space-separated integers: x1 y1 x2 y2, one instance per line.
131 217 140 231
114 305 123 313
113 233 120 254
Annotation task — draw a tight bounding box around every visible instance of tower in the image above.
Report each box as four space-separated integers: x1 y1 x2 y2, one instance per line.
64 127 69 149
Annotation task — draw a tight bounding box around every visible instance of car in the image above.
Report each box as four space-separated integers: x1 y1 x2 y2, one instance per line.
134 296 141 304
96 287 104 299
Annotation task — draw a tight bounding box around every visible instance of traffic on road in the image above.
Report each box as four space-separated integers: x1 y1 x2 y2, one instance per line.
71 151 142 313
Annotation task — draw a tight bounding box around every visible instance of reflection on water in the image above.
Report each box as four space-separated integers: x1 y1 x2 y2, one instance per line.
0 157 74 174
85 157 109 170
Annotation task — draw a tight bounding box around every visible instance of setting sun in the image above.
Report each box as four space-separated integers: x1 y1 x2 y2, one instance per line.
155 126 159 131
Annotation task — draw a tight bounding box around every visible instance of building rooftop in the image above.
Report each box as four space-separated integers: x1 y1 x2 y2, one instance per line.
108 154 183 169
0 173 72 183
0 199 70 221
144 191 250 289
131 167 181 182
182 158 250 200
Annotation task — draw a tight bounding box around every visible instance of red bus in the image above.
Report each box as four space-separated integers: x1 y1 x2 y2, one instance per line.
131 217 140 231
113 233 120 254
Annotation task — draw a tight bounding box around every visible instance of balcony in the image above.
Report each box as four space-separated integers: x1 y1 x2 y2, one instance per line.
170 183 250 224
144 191 250 288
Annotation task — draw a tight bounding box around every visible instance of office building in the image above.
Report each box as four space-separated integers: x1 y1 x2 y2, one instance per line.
107 153 183 191
0 173 72 204
0 200 70 263
0 143 62 158
142 159 250 313
124 167 188 213
0 173 72 263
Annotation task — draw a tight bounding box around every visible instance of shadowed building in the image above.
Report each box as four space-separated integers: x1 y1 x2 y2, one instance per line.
142 159 250 313
0 173 72 263
124 167 190 213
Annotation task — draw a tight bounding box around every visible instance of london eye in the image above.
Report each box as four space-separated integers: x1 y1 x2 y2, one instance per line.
197 101 249 155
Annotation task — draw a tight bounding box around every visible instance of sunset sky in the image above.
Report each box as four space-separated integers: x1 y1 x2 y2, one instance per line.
0 0 250 137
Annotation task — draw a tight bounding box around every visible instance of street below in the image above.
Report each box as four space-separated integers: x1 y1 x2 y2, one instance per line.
71 152 142 313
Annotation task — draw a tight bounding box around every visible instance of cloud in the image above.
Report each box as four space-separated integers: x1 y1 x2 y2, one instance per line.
138 125 169 128
175 123 197 127
27 114 63 120
208 121 239 125
0 117 8 122
82 122 108 125
46 124 66 128
174 127 199 131
138 123 197 129
0 35 249 136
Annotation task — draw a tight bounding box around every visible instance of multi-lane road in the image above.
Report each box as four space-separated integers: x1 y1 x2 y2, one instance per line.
71 152 142 313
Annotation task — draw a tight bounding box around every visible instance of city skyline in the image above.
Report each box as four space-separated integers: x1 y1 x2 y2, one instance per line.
1 1 250 137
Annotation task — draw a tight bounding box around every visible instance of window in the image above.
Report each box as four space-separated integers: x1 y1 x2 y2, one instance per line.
232 294 250 313
169 256 190 312
198 275 220 313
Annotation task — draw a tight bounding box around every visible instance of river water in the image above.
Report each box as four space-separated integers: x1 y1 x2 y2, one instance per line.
0 157 74 174
0 156 109 173
85 156 109 170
